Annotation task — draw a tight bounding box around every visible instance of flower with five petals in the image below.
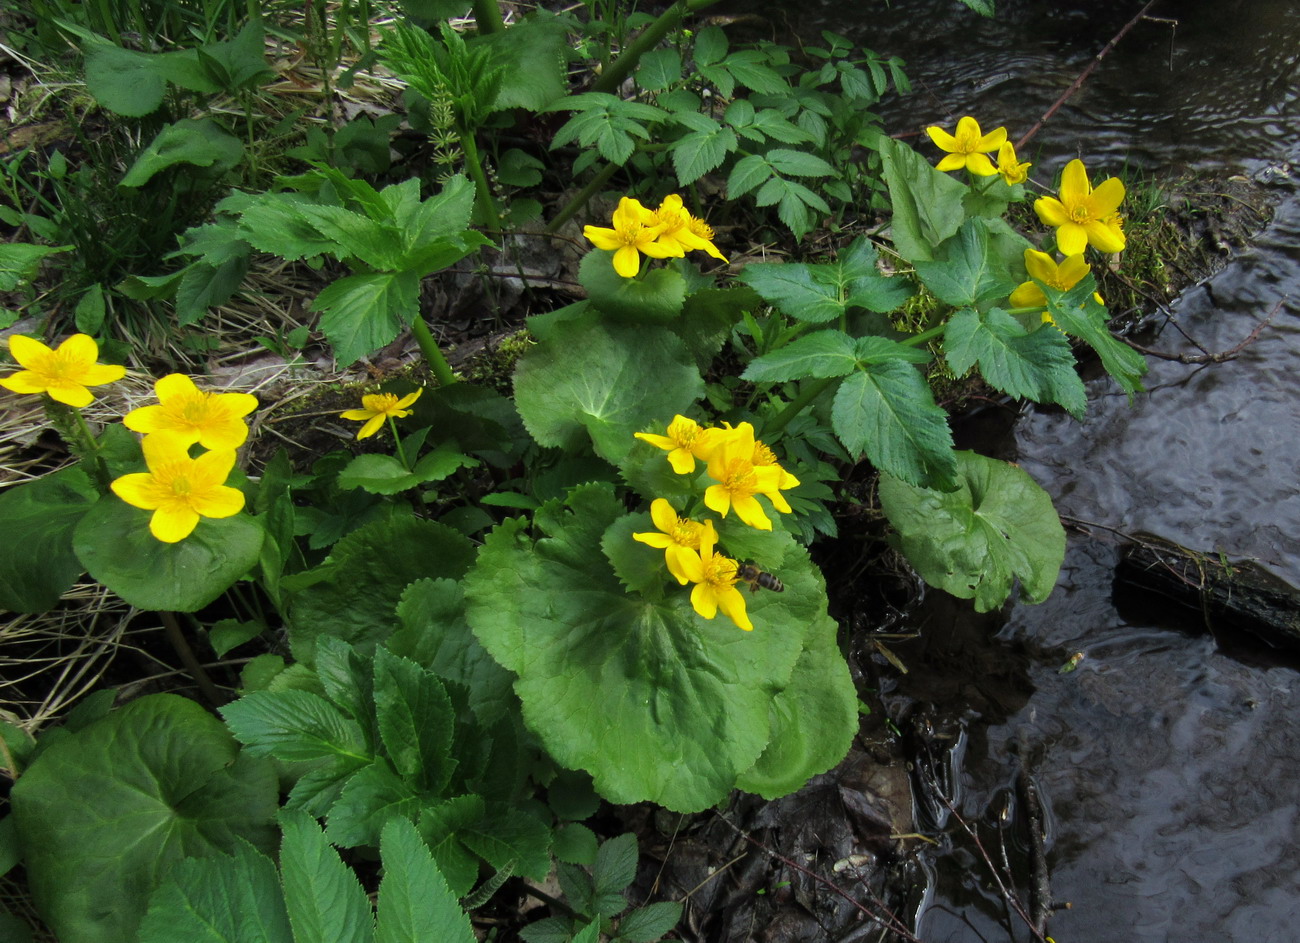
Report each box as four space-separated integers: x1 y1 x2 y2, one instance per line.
1010 250 1105 324
632 498 718 585
651 195 728 262
340 388 423 440
1034 158 1126 255
679 529 752 631
995 141 1032 185
583 196 677 277
926 116 1007 176
111 432 246 543
0 333 125 407
703 423 787 531
124 374 258 449
635 415 722 474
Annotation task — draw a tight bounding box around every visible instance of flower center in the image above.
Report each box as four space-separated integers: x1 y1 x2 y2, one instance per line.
721 459 758 496
180 393 213 423
1069 204 1093 224
616 222 649 247
751 442 778 467
669 519 701 548
703 554 739 589
168 471 193 497
688 218 714 240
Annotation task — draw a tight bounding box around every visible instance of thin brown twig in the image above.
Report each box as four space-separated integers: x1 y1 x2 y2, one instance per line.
1017 0 1164 150
1123 297 1284 363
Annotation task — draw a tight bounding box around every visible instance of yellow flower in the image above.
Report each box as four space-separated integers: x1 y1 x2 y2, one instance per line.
747 432 800 512
632 498 718 585
1033 158 1126 255
1010 250 1106 324
583 196 677 278
651 195 728 262
995 140 1031 186
0 333 125 407
635 414 722 474
124 373 258 450
703 423 786 531
679 529 752 631
340 388 423 440
111 432 246 543
925 116 1007 176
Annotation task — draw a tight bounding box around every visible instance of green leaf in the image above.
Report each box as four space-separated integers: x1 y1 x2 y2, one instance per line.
914 218 1018 309
463 484 827 812
741 330 859 381
722 49 787 94
478 13 569 112
616 901 684 942
671 124 737 185
74 284 107 334
578 251 687 323
10 694 278 943
120 118 243 187
592 832 638 898
279 809 374 943
0 243 70 291
944 307 1087 418
1043 280 1148 396
325 761 421 848
418 795 486 896
312 271 419 368
336 447 477 495
692 26 728 67
766 148 834 177
738 237 911 323
286 515 475 662
512 310 704 466
376 817 476 943
459 808 553 882
832 360 958 490
139 841 293 943
877 136 968 263
637 47 681 91
879 451 1065 611
374 648 456 794
220 689 370 764
295 203 402 270
725 153 773 198
73 496 264 612
0 465 96 612
209 618 266 657
237 196 340 262
82 42 169 116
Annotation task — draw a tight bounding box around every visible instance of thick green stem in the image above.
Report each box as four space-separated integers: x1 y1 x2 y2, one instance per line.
900 324 946 347
591 0 724 95
161 611 224 708
547 161 621 233
387 417 411 470
411 317 458 387
471 0 505 34
45 401 112 493
458 128 499 233
761 377 835 440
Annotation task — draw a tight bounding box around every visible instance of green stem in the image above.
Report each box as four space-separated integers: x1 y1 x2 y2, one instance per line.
160 611 224 708
591 0 724 95
458 128 500 233
411 317 457 387
900 324 946 347
387 417 411 470
471 0 505 35
547 161 620 233
761 377 835 440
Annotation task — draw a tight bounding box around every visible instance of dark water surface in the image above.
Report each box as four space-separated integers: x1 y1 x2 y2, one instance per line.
768 0 1300 939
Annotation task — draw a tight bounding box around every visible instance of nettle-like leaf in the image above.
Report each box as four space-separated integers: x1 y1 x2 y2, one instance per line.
512 310 704 466
548 93 668 165
669 112 738 184
738 237 911 323
11 694 278 943
877 136 968 263
879 450 1066 612
73 495 264 612
1042 278 1148 396
0 465 96 612
944 307 1087 418
463 483 848 812
279 809 374 943
312 271 418 368
914 218 1018 309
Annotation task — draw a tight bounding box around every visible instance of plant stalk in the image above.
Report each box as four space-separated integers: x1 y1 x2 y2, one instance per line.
471 0 505 35
547 161 620 233
411 317 458 387
761 377 835 439
387 417 411 470
591 0 724 95
160 611 224 708
458 128 500 233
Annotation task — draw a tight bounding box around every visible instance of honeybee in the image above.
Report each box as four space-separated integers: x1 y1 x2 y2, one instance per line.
736 563 784 593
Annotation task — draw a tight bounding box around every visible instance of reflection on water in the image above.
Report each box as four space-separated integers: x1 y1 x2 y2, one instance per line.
766 0 1300 939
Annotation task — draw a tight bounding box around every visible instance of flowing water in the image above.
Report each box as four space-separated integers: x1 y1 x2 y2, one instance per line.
765 0 1300 938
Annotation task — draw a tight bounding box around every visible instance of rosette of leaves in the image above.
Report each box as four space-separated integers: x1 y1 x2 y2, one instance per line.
463 482 857 813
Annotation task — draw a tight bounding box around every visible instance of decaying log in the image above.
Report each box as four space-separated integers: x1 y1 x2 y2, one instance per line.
1114 537 1300 649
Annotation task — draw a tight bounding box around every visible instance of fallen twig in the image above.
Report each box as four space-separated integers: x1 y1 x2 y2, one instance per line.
1124 297 1284 363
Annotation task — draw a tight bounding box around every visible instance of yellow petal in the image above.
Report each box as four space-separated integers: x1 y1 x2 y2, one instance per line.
678 547 705 584
965 153 997 176
340 408 376 421
123 403 167 435
112 472 165 510
142 431 192 468
926 125 958 152
649 498 678 533
395 388 424 410
584 225 624 251
715 585 753 631
1089 177 1126 216
155 373 199 400
975 126 1007 152
954 115 983 142
0 371 46 395
1055 223 1089 257
193 484 245 519
193 448 237 487
1033 197 1070 228
1022 249 1057 284
80 362 126 386
45 383 94 408
731 494 773 530
58 333 101 365
664 544 695 585
690 582 719 620
612 246 641 278
1059 159 1089 205
7 333 53 368
633 531 672 548
357 414 385 439
150 506 200 543
1057 254 1091 287
666 448 696 475
1009 281 1047 308
935 153 967 173
1085 219 1126 253
703 484 731 517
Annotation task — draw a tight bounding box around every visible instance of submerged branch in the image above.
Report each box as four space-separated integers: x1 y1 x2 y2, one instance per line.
1124 297 1284 363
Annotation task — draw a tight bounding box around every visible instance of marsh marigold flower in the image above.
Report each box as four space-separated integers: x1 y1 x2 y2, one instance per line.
1034 158 1126 255
703 424 789 531
0 333 125 407
633 498 718 585
111 432 246 543
583 196 677 278
635 415 722 474
995 141 1031 186
651 195 728 262
679 529 752 631
1010 250 1105 324
926 116 1006 176
340 388 423 440
124 373 258 450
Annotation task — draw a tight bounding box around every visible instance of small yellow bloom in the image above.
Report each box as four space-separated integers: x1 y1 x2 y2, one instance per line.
679 529 752 631
925 116 1007 176
1034 158 1126 255
111 432 246 543
748 433 800 512
703 424 786 531
583 196 677 278
995 140 1031 185
1010 250 1105 325
0 333 125 407
632 498 718 585
340 388 423 440
635 415 722 474
124 373 258 450
651 195 728 262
